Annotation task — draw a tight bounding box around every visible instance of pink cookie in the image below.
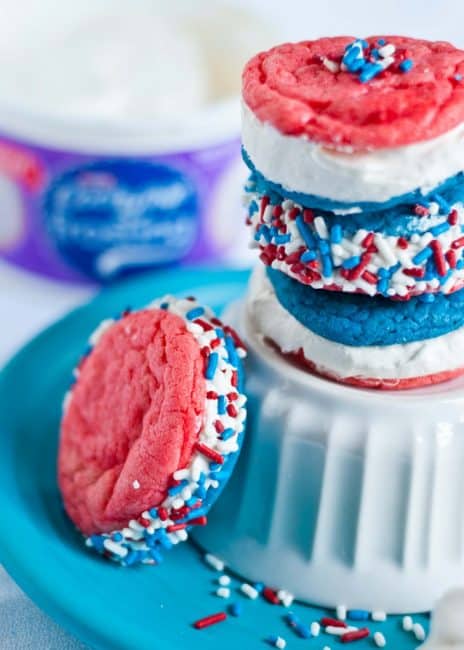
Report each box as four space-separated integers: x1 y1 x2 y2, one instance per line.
243 36 464 150
58 297 247 565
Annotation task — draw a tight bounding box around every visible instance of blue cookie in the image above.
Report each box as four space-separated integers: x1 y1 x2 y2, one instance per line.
267 267 464 346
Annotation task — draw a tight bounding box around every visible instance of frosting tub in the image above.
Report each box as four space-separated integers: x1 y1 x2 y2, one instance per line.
0 0 273 282
195 299 464 613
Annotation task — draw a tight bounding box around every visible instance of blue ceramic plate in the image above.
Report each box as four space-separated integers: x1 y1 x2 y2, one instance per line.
0 268 428 649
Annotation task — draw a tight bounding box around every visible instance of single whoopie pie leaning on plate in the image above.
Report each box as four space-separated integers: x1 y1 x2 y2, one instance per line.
58 296 246 566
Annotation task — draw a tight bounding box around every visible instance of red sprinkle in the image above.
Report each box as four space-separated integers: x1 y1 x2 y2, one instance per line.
227 392 238 401
361 232 375 248
341 628 370 643
303 208 314 223
446 249 457 269
272 205 283 218
227 404 238 417
404 267 425 278
214 420 225 433
210 338 221 349
321 618 347 628
207 391 218 400
397 236 408 249
430 239 447 276
263 587 280 605
288 207 300 221
138 517 151 528
194 318 214 332
231 370 238 387
189 516 208 527
452 236 464 250
195 443 224 465
414 204 429 216
158 507 168 521
361 270 378 284
449 209 459 225
193 612 227 630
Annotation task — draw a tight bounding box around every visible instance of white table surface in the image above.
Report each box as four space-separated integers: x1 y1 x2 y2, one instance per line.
3 0 464 646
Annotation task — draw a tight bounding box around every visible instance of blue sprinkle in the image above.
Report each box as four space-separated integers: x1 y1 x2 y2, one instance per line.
249 200 259 215
269 226 279 238
89 535 104 551
111 532 123 542
413 247 433 265
285 612 298 625
185 497 198 507
347 57 365 72
215 327 225 339
209 462 223 472
124 550 140 566
300 250 317 263
361 39 369 48
196 487 207 499
254 582 265 593
330 224 343 244
359 62 384 83
159 302 169 310
274 234 291 244
377 38 386 45
321 255 333 278
429 221 450 236
149 507 158 518
294 622 312 639
186 306 204 320
229 602 242 617
149 548 163 563
457 259 464 270
378 276 389 295
221 427 235 440
388 262 401 276
399 59 414 73
432 194 451 214
217 395 226 415
205 353 219 379
296 215 317 248
257 224 271 243
348 609 370 621
319 240 330 255
370 48 380 60
225 335 239 366
198 472 206 485
342 255 361 269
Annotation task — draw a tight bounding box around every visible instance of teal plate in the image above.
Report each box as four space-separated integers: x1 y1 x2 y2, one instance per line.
0 268 429 649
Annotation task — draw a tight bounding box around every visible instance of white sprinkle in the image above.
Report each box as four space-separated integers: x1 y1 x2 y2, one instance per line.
204 553 225 572
103 539 128 558
378 43 396 58
378 55 395 70
326 625 358 636
336 604 347 621
372 611 387 622
132 480 140 489
172 498 184 510
413 623 426 641
322 57 340 73
218 575 231 586
240 583 259 600
216 587 231 599
402 616 414 632
374 631 387 647
275 637 286 649
310 622 321 637
323 646 332 650
429 202 440 215
173 468 189 480
281 593 294 608
314 216 329 239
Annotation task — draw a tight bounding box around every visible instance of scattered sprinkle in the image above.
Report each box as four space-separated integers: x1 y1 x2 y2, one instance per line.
402 616 414 632
241 583 259 600
374 631 387 647
311 621 321 637
337 605 348 621
218 575 231 586
267 636 287 649
413 623 426 641
371 611 387 622
193 612 227 630
228 602 242 617
204 553 225 572
132 480 140 489
216 587 231 599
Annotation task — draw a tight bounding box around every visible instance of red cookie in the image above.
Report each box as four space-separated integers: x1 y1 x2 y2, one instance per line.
280 346 464 391
58 297 247 566
243 36 464 150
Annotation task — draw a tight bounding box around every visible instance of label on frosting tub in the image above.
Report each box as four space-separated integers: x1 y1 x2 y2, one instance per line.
0 134 245 282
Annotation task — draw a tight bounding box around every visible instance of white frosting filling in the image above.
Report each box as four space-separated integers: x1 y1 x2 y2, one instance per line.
247 265 464 381
242 101 464 205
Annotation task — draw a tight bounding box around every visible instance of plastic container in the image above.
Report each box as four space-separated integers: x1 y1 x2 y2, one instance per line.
195 298 464 614
0 0 273 282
